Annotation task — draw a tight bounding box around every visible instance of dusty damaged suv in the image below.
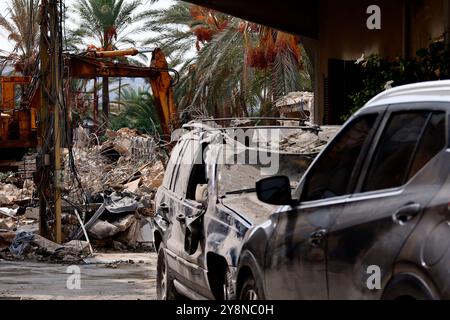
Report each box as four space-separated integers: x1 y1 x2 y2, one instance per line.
153 120 332 299
240 80 450 300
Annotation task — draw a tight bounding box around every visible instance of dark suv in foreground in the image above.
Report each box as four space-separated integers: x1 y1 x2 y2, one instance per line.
242 80 450 299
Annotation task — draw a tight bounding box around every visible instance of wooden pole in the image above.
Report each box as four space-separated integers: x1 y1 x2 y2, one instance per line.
51 0 62 243
38 0 62 243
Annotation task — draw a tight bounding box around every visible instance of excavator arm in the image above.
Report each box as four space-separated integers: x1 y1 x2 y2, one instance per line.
66 48 178 137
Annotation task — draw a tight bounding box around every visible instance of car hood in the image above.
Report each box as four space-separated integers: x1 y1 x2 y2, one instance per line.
221 192 278 225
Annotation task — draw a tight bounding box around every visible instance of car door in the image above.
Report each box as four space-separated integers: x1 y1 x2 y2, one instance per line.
168 138 212 293
264 112 382 299
327 104 448 299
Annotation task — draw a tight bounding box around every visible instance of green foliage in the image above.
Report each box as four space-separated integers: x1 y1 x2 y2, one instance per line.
141 2 312 118
0 0 39 75
110 86 161 134
343 41 450 122
72 0 144 49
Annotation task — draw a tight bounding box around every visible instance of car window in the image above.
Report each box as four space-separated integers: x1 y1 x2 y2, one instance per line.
407 112 446 180
186 143 208 201
363 111 431 192
174 140 201 196
162 139 185 191
302 114 377 202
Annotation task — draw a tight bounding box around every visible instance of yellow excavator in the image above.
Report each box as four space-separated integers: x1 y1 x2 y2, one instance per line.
0 47 178 170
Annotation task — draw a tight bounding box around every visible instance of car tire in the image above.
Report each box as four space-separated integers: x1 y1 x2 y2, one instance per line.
239 274 264 300
382 280 433 300
223 268 236 300
156 243 177 300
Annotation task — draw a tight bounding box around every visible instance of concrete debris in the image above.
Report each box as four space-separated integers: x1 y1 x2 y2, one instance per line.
117 218 141 247
24 207 39 220
111 214 136 232
4 230 90 261
88 220 120 240
104 192 141 214
124 178 141 193
62 240 91 256
138 219 154 244
32 234 62 255
0 127 163 261
0 231 16 251
0 217 16 230
0 182 34 206
63 127 163 200
0 207 19 218
278 126 340 154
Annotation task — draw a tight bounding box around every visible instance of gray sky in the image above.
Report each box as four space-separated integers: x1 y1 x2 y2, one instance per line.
0 0 175 52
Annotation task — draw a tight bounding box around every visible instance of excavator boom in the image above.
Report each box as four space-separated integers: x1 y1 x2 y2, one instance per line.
0 48 178 159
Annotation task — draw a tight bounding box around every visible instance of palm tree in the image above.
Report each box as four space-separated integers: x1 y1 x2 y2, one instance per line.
110 86 161 134
72 0 145 125
140 2 311 118
0 0 39 76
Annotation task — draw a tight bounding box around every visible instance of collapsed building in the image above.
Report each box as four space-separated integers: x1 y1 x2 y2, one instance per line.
0 127 164 262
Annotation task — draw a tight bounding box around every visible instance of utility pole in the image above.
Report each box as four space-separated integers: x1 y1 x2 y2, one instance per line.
37 0 62 243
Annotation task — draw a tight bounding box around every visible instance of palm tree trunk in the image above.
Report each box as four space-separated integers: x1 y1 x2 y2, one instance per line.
102 76 109 126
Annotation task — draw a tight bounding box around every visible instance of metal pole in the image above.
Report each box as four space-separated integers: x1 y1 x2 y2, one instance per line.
94 77 98 131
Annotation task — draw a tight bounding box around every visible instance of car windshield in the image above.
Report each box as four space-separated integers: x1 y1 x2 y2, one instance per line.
217 151 311 196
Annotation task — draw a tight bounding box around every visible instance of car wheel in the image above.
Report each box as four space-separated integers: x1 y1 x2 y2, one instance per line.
382 280 434 300
239 275 264 300
223 268 236 300
156 243 177 300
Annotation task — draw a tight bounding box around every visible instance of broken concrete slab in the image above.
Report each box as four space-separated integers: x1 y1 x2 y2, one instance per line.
88 220 120 240
137 218 154 244
32 234 63 255
111 214 136 232
0 207 18 218
0 231 16 251
124 178 141 193
61 240 91 256
117 218 141 247
0 218 16 230
24 207 39 220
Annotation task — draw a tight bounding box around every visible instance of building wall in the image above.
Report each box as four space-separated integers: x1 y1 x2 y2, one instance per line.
310 0 446 124
408 0 445 54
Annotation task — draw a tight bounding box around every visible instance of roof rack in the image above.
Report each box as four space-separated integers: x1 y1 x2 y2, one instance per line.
192 117 307 123
182 117 320 131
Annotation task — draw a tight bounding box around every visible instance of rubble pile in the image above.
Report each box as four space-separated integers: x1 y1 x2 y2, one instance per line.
0 178 35 206
278 126 341 154
61 127 164 250
0 206 89 262
0 127 165 260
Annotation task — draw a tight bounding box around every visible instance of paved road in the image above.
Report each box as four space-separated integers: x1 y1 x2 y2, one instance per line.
0 253 157 300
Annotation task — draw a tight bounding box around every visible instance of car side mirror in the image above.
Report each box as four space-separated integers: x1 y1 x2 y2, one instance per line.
195 184 208 206
256 176 295 206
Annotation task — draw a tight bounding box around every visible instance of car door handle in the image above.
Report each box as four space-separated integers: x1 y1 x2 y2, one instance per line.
392 203 421 226
309 229 327 248
176 213 186 224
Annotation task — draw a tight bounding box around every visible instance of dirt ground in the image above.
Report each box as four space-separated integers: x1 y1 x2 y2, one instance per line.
0 253 157 300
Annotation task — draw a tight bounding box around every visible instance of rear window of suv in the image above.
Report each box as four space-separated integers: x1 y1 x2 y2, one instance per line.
363 111 446 192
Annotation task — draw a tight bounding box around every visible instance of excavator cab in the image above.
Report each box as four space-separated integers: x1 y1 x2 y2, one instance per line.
0 76 40 165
